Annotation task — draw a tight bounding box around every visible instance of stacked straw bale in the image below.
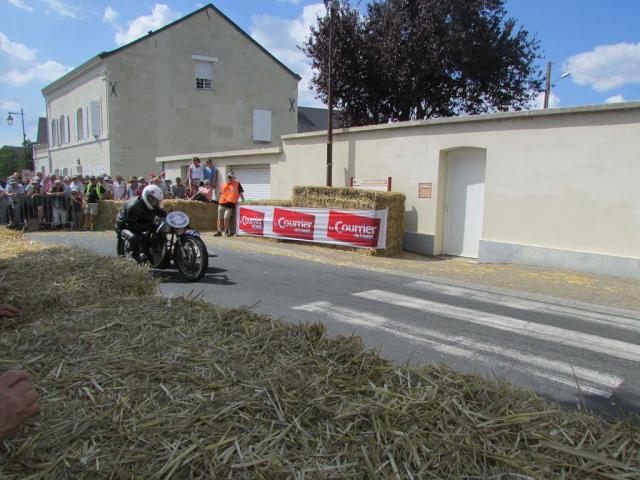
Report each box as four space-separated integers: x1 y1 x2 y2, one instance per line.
1 228 639 479
247 186 405 256
95 200 217 232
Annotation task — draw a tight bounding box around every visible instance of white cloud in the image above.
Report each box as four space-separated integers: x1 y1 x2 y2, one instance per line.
250 3 326 107
1 60 71 87
564 43 640 92
0 32 37 62
605 94 626 104
0 100 21 111
41 0 80 19
8 0 34 12
102 6 119 26
529 90 560 110
114 4 180 46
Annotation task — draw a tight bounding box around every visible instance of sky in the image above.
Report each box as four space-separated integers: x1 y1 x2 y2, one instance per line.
0 0 639 147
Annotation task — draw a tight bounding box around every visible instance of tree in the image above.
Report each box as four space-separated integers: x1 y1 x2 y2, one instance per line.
302 0 542 127
0 145 32 179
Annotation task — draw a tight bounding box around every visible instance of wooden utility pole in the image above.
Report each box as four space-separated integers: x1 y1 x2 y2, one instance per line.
326 2 337 187
543 61 552 109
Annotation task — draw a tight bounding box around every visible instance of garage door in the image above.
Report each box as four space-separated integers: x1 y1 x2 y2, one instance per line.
231 164 271 200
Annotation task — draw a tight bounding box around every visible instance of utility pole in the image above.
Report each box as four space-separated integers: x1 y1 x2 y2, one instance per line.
326 1 338 187
543 61 552 109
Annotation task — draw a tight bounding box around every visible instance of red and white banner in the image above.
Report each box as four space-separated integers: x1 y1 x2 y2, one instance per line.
237 205 387 249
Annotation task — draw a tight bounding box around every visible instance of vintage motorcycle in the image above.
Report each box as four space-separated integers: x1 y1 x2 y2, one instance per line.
117 211 209 282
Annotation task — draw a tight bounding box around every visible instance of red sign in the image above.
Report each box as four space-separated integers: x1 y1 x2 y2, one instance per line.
238 207 265 236
327 210 381 247
272 207 315 240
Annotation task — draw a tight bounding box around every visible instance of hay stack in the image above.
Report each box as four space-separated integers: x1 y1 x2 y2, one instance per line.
94 200 217 232
1 229 639 478
292 186 405 256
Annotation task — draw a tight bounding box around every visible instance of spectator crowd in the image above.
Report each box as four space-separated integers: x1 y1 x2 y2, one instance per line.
0 157 242 233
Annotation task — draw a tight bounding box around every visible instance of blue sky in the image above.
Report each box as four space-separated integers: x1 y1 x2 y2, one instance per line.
0 0 639 147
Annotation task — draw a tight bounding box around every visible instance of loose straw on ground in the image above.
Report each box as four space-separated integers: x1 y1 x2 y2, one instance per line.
0 228 638 479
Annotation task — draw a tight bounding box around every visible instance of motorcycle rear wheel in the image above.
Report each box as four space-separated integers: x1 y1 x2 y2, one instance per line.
176 236 208 282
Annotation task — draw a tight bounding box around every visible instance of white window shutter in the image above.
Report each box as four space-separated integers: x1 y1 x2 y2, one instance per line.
252 109 272 142
195 61 213 80
90 101 101 137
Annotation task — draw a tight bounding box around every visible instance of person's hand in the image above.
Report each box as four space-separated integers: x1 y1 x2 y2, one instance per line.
0 370 40 440
0 304 21 318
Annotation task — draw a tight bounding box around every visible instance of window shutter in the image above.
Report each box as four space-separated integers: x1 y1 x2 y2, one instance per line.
59 115 66 144
76 108 83 140
252 109 272 142
195 61 213 80
51 119 57 146
66 115 71 143
84 106 90 139
90 101 101 137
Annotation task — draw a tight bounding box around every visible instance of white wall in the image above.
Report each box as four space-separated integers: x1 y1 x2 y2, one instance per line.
45 63 110 176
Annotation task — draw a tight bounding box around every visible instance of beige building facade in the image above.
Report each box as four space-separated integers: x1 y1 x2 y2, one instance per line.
159 102 640 279
39 4 299 178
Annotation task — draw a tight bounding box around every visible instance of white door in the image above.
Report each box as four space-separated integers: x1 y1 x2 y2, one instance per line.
444 149 486 258
231 165 271 200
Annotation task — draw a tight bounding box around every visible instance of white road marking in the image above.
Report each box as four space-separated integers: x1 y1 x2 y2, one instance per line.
353 289 640 363
292 301 620 397
409 280 640 333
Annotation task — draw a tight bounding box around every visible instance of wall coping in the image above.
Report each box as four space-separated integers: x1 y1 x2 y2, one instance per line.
156 146 282 163
282 101 640 140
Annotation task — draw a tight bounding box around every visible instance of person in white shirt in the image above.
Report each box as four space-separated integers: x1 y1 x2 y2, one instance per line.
112 175 127 200
188 157 204 196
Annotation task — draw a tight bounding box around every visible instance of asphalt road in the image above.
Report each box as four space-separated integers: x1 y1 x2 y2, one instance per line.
29 232 640 419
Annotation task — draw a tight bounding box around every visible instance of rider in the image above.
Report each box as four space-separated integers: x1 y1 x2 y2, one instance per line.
116 184 167 261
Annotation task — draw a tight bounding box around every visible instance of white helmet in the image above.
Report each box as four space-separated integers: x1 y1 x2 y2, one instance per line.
141 184 163 210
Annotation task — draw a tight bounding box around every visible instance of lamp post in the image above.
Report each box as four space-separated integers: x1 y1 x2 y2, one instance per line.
6 108 28 168
325 0 339 187
543 62 571 109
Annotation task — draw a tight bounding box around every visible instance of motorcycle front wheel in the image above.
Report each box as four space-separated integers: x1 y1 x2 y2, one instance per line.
175 236 208 282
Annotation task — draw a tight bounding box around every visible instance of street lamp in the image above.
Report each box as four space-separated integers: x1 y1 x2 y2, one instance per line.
543 62 571 109
6 108 28 169
325 0 339 187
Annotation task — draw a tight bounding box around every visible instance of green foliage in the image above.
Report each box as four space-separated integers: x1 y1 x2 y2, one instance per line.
303 0 543 127
0 144 32 179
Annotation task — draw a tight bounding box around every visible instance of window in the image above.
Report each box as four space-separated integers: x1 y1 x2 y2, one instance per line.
66 115 71 144
195 61 213 90
191 55 218 90
252 109 272 142
62 167 68 176
76 108 84 140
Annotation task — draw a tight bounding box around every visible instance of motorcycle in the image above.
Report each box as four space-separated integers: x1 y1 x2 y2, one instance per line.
117 211 209 282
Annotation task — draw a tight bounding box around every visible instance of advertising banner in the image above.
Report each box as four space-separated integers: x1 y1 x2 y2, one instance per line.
237 206 387 249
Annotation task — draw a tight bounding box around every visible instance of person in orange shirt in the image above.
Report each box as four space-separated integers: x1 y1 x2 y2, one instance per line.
215 172 244 237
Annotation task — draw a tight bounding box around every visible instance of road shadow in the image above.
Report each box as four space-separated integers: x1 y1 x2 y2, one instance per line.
151 266 236 286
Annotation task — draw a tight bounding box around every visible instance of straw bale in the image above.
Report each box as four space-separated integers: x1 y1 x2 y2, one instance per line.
1 229 639 479
292 186 406 256
244 199 294 207
94 200 217 232
163 199 217 232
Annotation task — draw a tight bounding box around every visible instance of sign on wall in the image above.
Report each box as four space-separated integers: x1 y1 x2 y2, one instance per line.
236 205 388 249
350 177 392 192
418 183 432 198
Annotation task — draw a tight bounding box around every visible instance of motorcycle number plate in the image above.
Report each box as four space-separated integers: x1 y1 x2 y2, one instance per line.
166 211 190 229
